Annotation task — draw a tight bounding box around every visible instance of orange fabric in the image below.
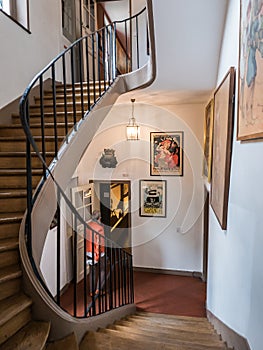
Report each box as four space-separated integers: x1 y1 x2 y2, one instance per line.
86 220 105 262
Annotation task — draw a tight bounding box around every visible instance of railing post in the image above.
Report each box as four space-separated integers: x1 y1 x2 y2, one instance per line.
113 22 117 79
70 47 77 127
56 190 61 305
39 76 46 178
85 36 91 111
92 33 96 105
78 41 85 119
51 64 58 158
62 55 69 142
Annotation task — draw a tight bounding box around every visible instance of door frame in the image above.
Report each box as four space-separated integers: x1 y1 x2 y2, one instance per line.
202 186 209 282
95 180 131 253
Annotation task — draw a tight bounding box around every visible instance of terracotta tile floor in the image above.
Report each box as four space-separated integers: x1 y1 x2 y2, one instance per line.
134 271 206 317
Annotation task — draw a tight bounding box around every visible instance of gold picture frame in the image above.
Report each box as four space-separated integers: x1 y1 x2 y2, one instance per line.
237 0 263 140
203 99 214 182
210 67 235 230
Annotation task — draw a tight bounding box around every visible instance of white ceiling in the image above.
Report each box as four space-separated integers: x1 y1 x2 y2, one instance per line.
100 0 229 101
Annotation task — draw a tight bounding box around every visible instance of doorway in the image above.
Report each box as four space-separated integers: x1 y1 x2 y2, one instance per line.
97 181 131 253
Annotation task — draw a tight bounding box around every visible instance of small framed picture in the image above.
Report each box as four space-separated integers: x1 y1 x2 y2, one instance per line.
150 132 183 176
139 180 167 217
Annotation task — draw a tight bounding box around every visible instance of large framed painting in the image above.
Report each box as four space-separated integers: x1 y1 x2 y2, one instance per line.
139 180 167 217
237 0 263 140
203 99 214 182
150 132 183 176
210 67 235 230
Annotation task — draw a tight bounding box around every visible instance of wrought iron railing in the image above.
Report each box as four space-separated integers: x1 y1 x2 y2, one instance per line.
19 7 148 318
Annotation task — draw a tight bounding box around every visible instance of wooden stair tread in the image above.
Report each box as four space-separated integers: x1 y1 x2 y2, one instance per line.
135 311 210 323
12 111 82 118
0 151 53 156
116 318 215 334
0 190 27 198
30 101 87 108
128 314 214 327
0 213 23 222
0 136 64 141
46 332 78 350
0 265 22 283
0 238 18 252
0 294 32 327
0 123 73 129
105 325 223 346
0 321 50 350
81 330 228 350
0 169 42 175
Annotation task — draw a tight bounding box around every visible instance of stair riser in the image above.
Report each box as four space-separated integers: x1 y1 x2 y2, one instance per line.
0 175 41 189
0 126 71 137
30 103 88 113
0 140 63 152
12 114 81 125
56 83 104 92
0 279 21 301
34 95 93 104
0 307 31 346
0 222 21 239
0 251 19 269
0 156 53 169
0 197 27 213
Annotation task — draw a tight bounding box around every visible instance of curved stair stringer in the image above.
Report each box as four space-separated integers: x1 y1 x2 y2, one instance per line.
19 53 156 343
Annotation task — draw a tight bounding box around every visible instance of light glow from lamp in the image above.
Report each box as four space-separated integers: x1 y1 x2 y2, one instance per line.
126 98 140 140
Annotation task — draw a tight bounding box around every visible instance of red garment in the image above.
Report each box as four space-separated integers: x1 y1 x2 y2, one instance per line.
86 220 105 262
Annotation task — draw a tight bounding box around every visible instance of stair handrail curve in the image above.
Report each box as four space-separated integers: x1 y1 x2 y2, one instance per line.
19 2 155 319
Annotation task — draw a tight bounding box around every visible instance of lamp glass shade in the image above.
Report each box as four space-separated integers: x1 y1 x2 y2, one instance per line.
126 124 140 140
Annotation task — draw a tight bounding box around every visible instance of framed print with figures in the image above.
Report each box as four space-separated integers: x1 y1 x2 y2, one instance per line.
237 0 263 140
150 132 183 176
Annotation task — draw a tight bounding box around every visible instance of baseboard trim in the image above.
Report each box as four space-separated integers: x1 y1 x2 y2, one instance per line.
207 310 251 350
133 266 202 279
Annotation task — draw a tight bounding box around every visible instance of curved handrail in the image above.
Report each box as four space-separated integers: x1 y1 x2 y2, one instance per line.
19 4 154 319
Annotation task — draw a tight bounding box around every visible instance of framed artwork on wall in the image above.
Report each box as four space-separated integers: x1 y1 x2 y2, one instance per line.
150 132 184 176
210 67 235 230
139 180 167 217
203 98 214 182
237 0 263 140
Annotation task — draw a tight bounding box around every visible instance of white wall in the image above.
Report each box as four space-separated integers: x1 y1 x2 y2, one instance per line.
206 0 263 349
75 95 206 273
150 0 228 91
0 0 69 109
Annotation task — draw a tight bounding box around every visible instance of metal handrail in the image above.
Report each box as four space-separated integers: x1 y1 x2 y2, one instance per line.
19 7 148 318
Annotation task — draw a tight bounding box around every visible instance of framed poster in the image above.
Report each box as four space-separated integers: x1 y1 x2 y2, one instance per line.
150 132 183 176
237 0 263 140
203 99 214 182
139 180 166 217
210 67 235 230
